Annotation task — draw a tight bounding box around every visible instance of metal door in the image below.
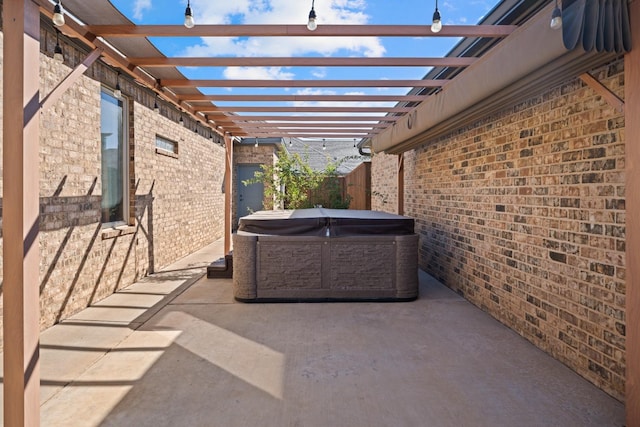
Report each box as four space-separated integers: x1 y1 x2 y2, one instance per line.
237 164 265 218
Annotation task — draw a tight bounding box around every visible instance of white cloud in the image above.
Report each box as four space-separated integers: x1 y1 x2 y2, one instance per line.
312 67 327 78
222 66 294 80
133 0 152 20
294 88 337 96
183 0 385 59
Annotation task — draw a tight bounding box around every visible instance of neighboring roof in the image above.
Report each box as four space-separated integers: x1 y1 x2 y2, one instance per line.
285 138 365 176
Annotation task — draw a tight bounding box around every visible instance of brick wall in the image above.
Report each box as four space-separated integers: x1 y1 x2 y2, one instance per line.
133 104 225 271
371 151 398 212
0 27 225 348
373 59 626 400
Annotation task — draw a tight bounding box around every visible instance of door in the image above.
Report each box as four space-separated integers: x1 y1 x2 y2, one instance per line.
238 164 265 218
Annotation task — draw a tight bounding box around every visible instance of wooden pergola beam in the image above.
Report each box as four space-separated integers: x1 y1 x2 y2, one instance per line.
247 133 375 138
239 122 389 128
131 56 477 68
241 128 382 134
214 115 400 122
178 94 429 102
196 106 413 113
162 79 447 88
86 24 518 38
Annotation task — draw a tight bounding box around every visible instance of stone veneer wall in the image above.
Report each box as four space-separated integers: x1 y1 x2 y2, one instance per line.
0 26 225 348
372 60 626 400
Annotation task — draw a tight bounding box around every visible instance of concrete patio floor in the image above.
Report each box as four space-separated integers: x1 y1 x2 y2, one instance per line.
1 239 625 426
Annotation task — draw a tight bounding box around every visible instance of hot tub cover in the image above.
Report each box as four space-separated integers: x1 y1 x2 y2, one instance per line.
238 208 415 237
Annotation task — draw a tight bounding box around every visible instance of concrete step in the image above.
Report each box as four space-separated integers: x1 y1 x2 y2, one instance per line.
207 252 233 278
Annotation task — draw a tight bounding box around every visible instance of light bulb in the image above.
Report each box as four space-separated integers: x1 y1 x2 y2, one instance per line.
255 140 259 147
184 4 195 29
54 43 64 63
550 6 562 30
52 2 65 27
431 9 442 33
154 101 160 114
114 83 122 99
179 116 185 126
307 8 317 31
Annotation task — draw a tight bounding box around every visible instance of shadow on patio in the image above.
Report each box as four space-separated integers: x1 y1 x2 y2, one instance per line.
1 240 624 426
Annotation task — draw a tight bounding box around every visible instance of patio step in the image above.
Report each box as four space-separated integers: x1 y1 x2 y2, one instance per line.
207 252 233 278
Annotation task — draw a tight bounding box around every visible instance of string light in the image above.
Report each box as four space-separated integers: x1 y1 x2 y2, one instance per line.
431 0 442 33
53 30 64 63
307 0 317 31
184 0 195 29
550 0 563 30
114 73 122 98
52 1 65 27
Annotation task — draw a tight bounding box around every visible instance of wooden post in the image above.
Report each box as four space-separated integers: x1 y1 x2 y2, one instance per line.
625 0 640 424
397 153 404 215
224 133 234 255
2 1 41 425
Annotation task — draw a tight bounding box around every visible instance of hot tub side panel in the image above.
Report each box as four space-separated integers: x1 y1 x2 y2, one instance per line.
233 233 418 301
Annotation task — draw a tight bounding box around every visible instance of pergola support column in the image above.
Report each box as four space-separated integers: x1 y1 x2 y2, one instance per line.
625 0 640 424
2 1 42 426
224 134 234 255
397 153 404 215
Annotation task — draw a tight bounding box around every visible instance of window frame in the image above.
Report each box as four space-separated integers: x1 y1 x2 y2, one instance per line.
100 86 130 228
155 134 179 157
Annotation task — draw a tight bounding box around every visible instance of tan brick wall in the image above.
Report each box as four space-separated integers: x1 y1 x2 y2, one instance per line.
371 152 398 212
0 27 225 348
132 104 225 271
373 59 626 400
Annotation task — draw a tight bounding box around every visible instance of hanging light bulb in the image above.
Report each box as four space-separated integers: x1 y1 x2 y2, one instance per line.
52 0 65 27
431 0 442 33
179 115 184 126
153 98 160 113
114 74 122 98
255 139 259 147
307 0 317 31
550 0 562 30
53 30 64 63
289 138 292 146
322 139 326 150
353 138 357 148
184 1 195 29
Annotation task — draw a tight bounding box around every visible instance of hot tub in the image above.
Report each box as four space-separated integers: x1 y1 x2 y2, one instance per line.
233 208 418 302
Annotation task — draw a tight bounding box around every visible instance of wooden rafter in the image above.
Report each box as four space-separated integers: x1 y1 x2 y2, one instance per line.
249 133 375 138
195 106 413 113
239 122 389 128
130 57 477 68
242 128 383 133
178 94 429 102
214 115 400 122
163 79 447 88
86 24 517 38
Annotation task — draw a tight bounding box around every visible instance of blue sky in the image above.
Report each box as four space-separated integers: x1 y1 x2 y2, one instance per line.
111 0 497 109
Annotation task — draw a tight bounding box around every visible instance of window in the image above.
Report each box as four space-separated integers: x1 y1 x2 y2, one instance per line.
155 135 178 155
100 88 128 226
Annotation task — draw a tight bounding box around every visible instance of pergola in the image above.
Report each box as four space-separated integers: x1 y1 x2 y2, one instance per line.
2 0 639 425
